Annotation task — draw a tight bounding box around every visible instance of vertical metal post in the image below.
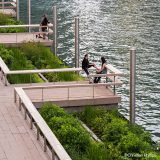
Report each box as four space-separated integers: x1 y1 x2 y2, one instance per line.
42 88 44 102
44 137 47 152
19 98 21 111
2 0 4 11
28 0 31 32
130 47 136 124
37 126 40 140
68 87 69 100
30 117 33 129
16 0 19 20
4 74 7 86
52 6 57 55
113 76 116 95
51 150 55 160
75 17 80 68
14 89 17 103
24 108 27 120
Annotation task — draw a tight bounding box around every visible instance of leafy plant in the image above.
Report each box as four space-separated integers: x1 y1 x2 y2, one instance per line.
0 13 26 33
75 107 160 159
0 45 43 83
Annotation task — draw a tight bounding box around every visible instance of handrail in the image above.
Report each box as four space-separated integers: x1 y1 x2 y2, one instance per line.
0 24 53 28
0 56 124 86
0 2 16 4
0 57 10 73
23 82 123 90
14 87 72 160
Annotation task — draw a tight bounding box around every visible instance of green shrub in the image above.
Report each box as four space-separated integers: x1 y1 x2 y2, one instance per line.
75 107 159 159
39 103 66 122
118 132 151 154
0 13 26 33
19 42 83 81
102 118 129 145
0 45 43 83
40 103 110 160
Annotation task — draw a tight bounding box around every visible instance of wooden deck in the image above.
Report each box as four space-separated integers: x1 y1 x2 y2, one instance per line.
23 82 121 108
0 84 50 160
0 33 53 47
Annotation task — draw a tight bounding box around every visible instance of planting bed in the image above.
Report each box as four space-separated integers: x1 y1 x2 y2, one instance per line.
0 43 82 84
40 103 160 160
0 13 26 33
75 107 160 159
40 103 110 160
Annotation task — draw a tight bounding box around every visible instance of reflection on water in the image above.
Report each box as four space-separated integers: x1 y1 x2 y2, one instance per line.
20 0 160 141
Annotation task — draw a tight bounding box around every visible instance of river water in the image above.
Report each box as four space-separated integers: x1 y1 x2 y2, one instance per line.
19 0 160 142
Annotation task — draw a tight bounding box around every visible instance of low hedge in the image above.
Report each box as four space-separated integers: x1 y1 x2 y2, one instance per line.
40 103 114 160
76 107 160 159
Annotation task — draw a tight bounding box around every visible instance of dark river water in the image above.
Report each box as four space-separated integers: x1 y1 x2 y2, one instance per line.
19 0 160 142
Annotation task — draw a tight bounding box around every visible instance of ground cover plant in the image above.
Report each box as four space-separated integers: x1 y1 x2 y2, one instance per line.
75 107 160 160
0 13 26 33
18 42 82 82
0 43 82 84
0 45 43 83
39 103 117 160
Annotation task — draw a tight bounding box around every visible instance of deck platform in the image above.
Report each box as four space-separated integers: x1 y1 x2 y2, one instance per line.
0 33 53 47
23 82 121 108
0 84 50 160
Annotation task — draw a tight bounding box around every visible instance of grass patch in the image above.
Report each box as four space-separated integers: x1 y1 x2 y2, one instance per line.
18 42 83 82
0 13 26 33
0 45 43 83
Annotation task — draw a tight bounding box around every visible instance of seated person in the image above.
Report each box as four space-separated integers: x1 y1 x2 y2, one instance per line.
94 57 107 83
82 53 95 76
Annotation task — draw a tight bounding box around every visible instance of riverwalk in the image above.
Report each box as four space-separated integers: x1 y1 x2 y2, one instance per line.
0 84 49 160
0 77 123 160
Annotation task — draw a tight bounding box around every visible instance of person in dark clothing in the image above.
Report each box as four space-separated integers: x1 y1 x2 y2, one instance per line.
82 54 95 76
36 14 50 39
94 57 107 83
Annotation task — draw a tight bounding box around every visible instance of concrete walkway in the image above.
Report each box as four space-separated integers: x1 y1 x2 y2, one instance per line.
0 84 49 160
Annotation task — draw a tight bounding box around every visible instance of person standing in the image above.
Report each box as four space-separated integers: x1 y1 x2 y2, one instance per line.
36 14 50 39
94 57 107 83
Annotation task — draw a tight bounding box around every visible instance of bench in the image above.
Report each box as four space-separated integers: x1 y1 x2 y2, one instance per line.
88 64 123 94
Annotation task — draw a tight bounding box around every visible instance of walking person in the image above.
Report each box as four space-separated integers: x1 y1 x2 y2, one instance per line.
94 57 107 83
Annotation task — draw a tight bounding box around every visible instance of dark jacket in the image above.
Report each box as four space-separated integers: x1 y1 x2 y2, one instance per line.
41 17 49 31
82 58 89 69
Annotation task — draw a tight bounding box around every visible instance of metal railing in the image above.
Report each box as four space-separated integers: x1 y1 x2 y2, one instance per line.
14 87 72 160
0 57 123 89
0 24 54 43
23 82 123 103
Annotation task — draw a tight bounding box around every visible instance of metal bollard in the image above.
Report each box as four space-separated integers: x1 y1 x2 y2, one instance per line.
52 6 57 55
130 47 136 124
75 17 80 68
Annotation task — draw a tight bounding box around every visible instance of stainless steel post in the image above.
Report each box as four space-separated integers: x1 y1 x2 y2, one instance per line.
16 0 19 20
2 0 4 11
75 17 80 68
130 47 136 123
52 6 57 55
28 0 31 32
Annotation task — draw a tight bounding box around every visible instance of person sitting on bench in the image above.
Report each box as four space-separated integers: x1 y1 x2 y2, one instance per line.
94 57 107 83
82 53 95 76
